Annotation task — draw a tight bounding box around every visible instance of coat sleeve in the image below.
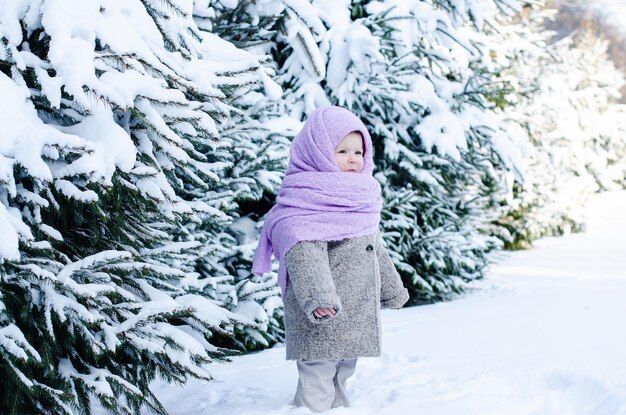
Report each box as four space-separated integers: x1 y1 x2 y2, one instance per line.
285 240 342 324
376 236 410 309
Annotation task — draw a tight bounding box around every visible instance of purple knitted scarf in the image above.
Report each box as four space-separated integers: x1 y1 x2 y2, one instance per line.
252 106 382 297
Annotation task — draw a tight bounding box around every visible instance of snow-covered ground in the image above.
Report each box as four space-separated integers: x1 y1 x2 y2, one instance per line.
141 191 626 415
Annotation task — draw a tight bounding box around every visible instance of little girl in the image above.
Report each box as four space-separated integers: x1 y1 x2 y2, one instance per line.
252 106 409 412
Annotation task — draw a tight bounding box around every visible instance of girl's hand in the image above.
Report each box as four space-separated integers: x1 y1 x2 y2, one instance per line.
313 307 337 319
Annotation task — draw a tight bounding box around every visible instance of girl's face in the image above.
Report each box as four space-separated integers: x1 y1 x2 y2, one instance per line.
334 132 364 173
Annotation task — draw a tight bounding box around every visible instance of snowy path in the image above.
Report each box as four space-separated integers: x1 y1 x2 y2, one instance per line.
147 191 626 415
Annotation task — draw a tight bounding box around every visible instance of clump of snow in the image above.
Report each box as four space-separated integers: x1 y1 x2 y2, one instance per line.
56 107 137 185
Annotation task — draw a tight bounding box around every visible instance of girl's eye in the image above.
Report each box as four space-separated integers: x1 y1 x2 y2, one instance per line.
356 151 363 155
337 150 346 154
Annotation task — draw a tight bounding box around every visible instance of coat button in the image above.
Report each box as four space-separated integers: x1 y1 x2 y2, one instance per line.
366 244 374 252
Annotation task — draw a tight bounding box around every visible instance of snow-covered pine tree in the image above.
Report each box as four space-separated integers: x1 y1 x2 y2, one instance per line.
567 30 626 191
212 0 527 302
347 0 528 301
188 0 299 351
0 0 281 413
492 4 626 249
180 100 294 351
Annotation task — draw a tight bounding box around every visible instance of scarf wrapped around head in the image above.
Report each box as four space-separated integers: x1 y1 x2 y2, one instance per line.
252 106 382 297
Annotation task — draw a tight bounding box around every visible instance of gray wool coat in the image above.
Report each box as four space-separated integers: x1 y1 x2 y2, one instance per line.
283 231 409 361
